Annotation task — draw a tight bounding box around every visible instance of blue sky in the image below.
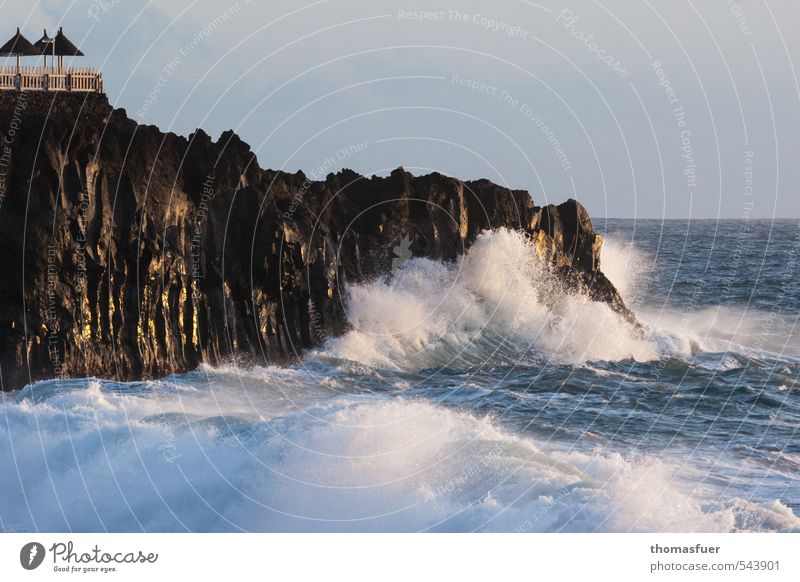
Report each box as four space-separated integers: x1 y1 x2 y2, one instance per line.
4 0 800 218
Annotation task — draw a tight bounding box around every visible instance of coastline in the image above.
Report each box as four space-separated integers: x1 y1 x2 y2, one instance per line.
0 92 630 391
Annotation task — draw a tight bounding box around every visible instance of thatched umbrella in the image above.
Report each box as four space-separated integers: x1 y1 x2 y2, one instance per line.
50 27 83 68
33 30 54 67
0 28 39 75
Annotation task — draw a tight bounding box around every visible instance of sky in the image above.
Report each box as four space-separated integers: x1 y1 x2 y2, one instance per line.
3 0 800 218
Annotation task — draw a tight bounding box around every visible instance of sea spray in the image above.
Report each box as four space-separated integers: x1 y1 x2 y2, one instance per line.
2 378 797 532
325 228 657 369
2 221 799 533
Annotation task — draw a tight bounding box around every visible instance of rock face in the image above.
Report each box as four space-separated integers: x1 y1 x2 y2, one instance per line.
0 92 633 391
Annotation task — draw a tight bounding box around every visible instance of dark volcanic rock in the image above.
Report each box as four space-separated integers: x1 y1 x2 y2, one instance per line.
0 92 634 391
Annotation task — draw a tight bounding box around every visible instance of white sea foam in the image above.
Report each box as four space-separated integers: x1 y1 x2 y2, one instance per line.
321 229 798 373
323 228 659 369
1 381 796 532
3 230 797 533
638 305 800 362
600 236 654 304
602 236 800 360
331 230 800 371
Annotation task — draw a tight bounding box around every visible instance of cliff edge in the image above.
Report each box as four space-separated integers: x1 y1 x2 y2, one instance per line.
0 92 633 391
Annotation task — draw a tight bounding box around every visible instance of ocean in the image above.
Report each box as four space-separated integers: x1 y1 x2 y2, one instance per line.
1 219 798 532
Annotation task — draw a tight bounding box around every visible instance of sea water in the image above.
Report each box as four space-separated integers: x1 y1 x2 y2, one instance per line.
1 219 798 532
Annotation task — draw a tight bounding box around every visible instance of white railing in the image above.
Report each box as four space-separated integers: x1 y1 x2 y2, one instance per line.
0 66 103 93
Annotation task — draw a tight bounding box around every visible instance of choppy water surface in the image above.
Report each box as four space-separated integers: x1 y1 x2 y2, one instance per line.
2 220 798 532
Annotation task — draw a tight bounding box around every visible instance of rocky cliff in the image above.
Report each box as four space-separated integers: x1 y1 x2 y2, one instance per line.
0 92 633 391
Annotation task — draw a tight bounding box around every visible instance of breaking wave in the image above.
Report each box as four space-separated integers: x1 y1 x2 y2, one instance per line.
2 377 796 532
323 228 658 369
2 222 798 532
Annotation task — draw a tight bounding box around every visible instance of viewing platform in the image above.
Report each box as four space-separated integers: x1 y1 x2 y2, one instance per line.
1 27 103 94
0 66 103 93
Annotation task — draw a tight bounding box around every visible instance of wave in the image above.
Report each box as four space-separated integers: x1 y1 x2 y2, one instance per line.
2 378 796 532
600 235 655 304
321 228 659 370
3 229 797 533
602 236 800 361
319 229 800 373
